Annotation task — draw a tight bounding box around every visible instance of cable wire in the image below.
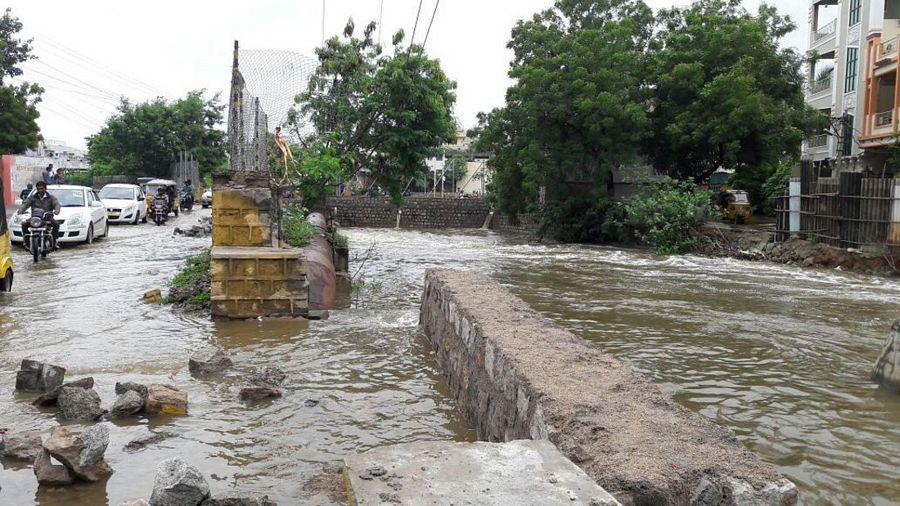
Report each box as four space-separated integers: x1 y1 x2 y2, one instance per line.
422 0 441 49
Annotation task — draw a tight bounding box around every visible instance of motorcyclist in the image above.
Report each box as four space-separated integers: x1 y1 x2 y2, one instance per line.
180 180 194 208
18 181 61 250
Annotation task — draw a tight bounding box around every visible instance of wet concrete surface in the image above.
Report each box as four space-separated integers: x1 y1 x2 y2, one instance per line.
1 222 899 504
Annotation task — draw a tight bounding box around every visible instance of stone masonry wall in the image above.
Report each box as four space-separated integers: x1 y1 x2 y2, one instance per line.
322 196 490 229
419 269 799 506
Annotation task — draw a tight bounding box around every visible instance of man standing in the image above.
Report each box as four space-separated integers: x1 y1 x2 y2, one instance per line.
53 169 65 184
42 164 54 184
18 181 61 250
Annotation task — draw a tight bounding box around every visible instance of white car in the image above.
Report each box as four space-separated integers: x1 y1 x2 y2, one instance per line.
11 185 109 245
99 184 147 224
201 189 212 208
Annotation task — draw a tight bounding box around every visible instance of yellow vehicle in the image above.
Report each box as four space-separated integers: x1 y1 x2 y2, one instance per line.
1 176 13 292
722 190 751 224
141 179 180 217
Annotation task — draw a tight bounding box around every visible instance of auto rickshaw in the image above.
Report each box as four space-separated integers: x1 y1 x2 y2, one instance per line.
0 175 13 292
142 179 179 217
718 189 751 224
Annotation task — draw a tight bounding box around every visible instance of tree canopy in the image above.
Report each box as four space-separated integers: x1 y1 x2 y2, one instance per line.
0 8 42 154
647 0 815 184
87 91 226 178
471 0 654 216
287 19 457 203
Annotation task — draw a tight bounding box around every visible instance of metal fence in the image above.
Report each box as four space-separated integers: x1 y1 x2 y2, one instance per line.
775 161 900 251
171 151 201 191
227 41 269 173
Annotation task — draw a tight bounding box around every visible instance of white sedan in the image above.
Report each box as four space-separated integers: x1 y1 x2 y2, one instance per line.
11 185 109 245
99 184 147 224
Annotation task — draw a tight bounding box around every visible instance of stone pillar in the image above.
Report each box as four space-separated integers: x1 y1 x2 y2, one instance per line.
890 178 900 244
789 177 802 235
211 41 308 319
873 320 900 391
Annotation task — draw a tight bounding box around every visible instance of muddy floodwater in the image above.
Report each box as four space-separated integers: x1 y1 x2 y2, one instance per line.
1 217 899 505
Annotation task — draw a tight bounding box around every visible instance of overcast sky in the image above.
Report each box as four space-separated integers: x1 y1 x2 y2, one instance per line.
6 0 808 150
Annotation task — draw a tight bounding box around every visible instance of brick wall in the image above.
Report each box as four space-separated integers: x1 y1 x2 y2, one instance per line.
322 196 491 229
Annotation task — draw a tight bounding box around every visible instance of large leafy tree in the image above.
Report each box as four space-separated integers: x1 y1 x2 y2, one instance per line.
87 91 226 177
0 8 42 154
471 0 654 219
648 0 815 185
289 19 457 202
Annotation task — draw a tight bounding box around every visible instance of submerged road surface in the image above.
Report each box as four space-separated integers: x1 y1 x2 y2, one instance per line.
1 222 899 504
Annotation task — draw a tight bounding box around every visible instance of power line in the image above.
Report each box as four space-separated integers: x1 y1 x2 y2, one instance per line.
19 66 120 101
26 61 122 100
409 0 424 46
422 0 441 49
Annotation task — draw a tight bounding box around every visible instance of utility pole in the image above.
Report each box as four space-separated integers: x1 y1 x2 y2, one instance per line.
322 0 326 44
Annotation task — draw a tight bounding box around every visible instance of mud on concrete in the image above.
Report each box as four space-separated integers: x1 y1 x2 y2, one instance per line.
420 269 798 506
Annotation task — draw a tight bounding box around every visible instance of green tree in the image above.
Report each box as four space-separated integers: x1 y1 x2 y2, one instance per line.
289 19 457 203
0 8 42 154
647 0 816 186
87 91 225 178
470 0 653 225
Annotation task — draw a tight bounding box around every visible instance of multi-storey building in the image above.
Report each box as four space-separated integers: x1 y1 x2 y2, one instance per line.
804 0 869 166
806 0 900 175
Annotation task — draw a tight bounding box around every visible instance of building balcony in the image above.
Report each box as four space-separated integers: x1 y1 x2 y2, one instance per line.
808 134 829 149
810 76 833 96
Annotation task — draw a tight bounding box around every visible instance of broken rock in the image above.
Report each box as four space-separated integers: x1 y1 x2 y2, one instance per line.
240 367 285 400
110 390 144 418
33 377 95 406
115 382 149 402
144 384 188 415
43 424 113 482
189 346 233 375
0 431 43 461
201 496 277 506
143 289 163 303
15 359 66 392
57 386 104 421
150 457 210 506
33 449 75 486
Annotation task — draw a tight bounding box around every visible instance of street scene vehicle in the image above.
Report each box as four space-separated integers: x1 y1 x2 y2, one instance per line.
719 189 751 224
200 189 212 208
0 177 12 292
152 194 169 226
10 185 109 245
142 179 179 217
23 211 55 263
99 183 147 224
180 190 194 212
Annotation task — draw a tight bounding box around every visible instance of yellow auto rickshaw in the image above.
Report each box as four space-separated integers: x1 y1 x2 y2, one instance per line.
1 175 14 292
142 179 180 217
720 189 751 224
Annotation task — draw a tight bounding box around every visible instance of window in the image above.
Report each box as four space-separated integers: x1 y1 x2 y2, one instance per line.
849 0 862 26
842 115 854 156
845 47 859 92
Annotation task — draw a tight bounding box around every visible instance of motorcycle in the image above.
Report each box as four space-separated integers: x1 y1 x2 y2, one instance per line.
179 192 194 212
152 196 169 226
24 211 55 263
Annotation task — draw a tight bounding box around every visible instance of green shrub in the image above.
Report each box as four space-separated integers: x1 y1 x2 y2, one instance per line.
605 179 712 255
66 171 93 187
167 250 212 310
333 232 349 248
283 206 316 248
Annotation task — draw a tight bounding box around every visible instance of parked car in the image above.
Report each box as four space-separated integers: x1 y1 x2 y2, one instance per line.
11 185 110 245
201 189 212 208
99 184 147 224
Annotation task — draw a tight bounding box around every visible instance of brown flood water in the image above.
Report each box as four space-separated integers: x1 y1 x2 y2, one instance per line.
1 219 899 504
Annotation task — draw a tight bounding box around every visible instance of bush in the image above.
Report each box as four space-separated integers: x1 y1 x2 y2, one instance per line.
333 232 349 248
605 179 712 255
283 206 316 248
167 250 211 310
65 171 92 187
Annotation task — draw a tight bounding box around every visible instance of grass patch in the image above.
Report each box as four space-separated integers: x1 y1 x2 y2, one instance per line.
166 250 212 311
333 232 349 248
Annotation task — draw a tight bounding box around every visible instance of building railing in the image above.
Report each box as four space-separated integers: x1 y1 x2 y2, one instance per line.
880 37 899 58
875 110 894 128
814 19 837 42
808 134 829 148
811 76 833 95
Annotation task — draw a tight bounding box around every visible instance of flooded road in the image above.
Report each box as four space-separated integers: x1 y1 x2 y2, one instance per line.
1 221 899 504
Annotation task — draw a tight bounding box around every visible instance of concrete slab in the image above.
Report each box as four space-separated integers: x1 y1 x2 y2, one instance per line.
344 440 620 506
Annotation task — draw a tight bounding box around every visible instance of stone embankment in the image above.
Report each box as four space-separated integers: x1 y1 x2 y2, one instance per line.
873 320 900 392
692 222 898 276
420 269 798 505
